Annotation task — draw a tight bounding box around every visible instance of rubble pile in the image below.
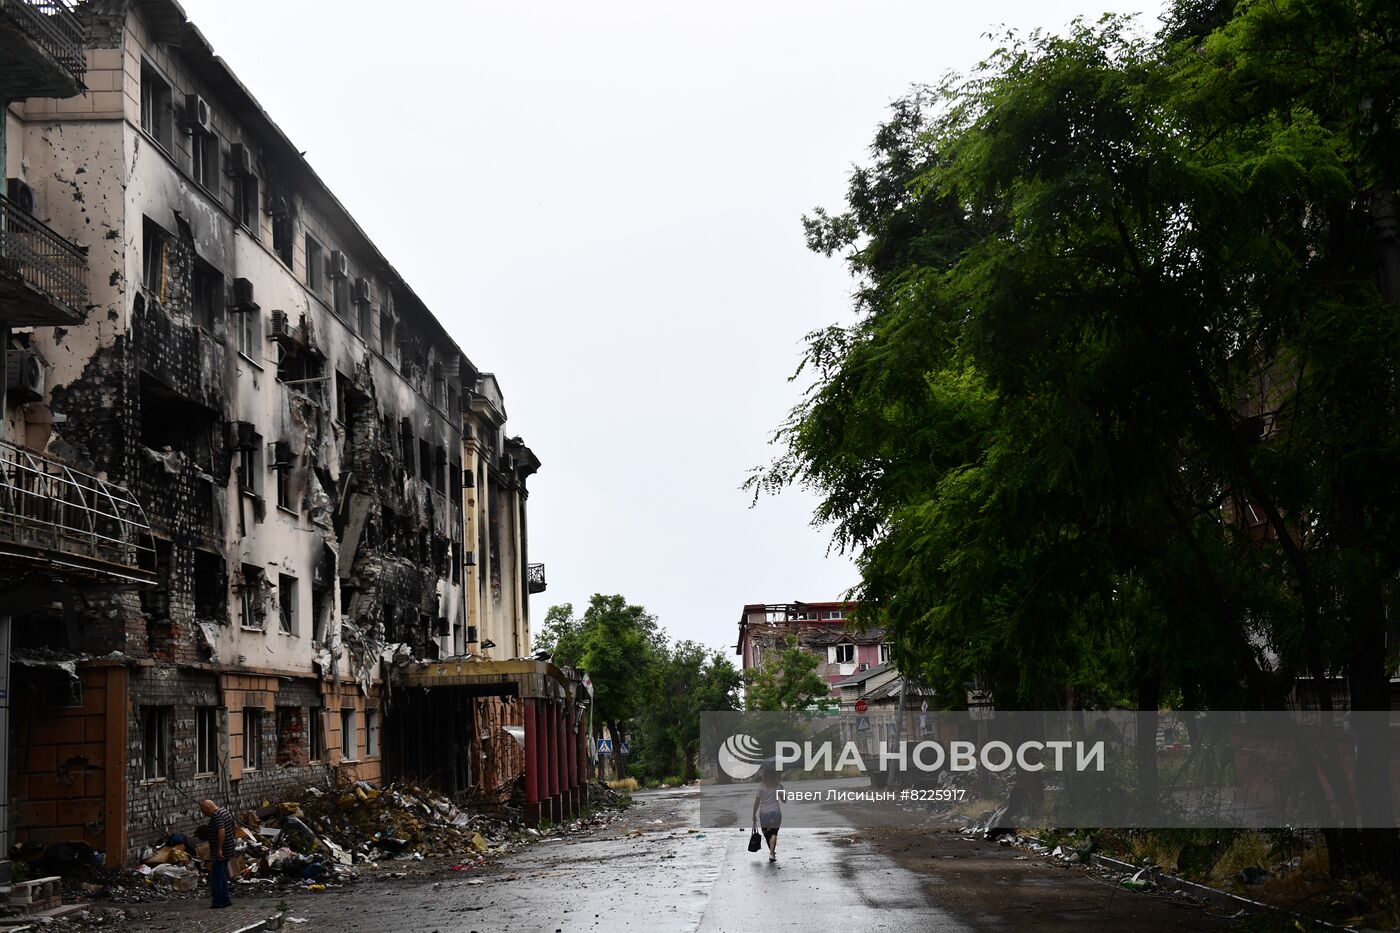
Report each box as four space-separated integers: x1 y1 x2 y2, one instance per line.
295 781 518 861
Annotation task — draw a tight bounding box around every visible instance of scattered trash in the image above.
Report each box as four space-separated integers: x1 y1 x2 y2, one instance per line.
1238 866 1275 886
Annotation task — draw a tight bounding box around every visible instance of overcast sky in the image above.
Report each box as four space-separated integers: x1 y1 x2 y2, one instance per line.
179 0 1162 658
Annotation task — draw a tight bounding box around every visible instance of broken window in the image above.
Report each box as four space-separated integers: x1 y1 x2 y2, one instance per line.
271 193 295 267
193 549 228 623
433 447 446 494
243 708 264 770
311 586 327 644
308 707 326 761
235 303 260 360
400 419 415 473
234 170 258 233
196 706 219 776
379 311 394 360
831 643 855 664
450 459 462 508
192 130 218 190
140 539 174 622
139 60 172 151
335 371 349 425
237 432 263 497
340 708 356 760
305 235 323 293
239 564 266 629
278 573 298 635
451 542 461 584
431 363 445 408
276 706 306 766
142 217 167 295
332 276 348 319
141 707 172 780
419 439 431 482
192 260 224 333
365 709 379 758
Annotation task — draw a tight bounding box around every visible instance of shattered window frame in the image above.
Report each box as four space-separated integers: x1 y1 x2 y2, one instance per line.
195 706 219 776
141 217 167 296
236 303 260 361
278 573 298 635
192 259 224 333
308 707 325 761
243 707 264 770
192 129 218 190
340 707 357 761
304 235 323 293
237 435 263 498
239 563 266 630
141 706 172 781
365 708 379 758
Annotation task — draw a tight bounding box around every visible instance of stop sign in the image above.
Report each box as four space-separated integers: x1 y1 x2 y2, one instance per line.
855 698 868 714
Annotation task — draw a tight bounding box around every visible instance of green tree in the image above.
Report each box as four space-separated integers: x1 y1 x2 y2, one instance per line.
534 595 657 778
744 637 831 711
756 3 1400 873
634 642 743 782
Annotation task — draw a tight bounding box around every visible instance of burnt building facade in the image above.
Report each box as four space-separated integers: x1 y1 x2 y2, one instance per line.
2 0 552 866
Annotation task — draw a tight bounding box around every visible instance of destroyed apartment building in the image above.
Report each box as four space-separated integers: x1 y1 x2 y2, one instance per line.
0 0 586 871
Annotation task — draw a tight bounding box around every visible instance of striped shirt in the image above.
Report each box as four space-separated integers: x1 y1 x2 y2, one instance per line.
208 806 235 860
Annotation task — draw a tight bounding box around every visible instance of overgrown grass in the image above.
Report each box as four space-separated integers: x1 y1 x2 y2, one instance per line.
607 777 639 792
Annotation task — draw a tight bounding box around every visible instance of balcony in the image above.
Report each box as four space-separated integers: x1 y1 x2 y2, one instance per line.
527 563 546 594
0 440 156 585
0 193 87 325
0 0 85 99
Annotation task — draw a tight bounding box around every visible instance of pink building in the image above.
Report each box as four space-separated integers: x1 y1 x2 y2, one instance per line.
735 601 888 693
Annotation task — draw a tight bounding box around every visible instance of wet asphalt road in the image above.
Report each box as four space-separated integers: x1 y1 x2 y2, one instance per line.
124 787 969 933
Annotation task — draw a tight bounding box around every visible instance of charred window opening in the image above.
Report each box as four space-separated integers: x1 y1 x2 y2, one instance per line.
236 429 264 499
239 564 267 629
309 707 326 761
139 376 217 473
311 584 328 645
446 385 457 418
418 439 431 482
432 535 448 578
141 706 172 780
244 707 264 770
271 190 295 267
193 549 228 624
276 706 306 767
304 235 323 293
276 342 324 392
433 446 446 494
449 459 462 508
141 217 168 296
234 167 258 233
192 260 225 333
451 542 461 584
335 370 349 425
196 706 219 776
431 362 445 409
192 131 218 191
418 530 429 564
140 538 173 621
379 311 395 361
278 573 298 634
399 419 415 474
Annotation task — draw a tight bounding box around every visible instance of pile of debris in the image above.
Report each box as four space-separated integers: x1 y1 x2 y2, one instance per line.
295 780 515 862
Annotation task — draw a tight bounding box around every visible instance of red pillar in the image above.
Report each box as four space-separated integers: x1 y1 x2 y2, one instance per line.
558 704 572 819
566 705 578 816
523 698 540 824
551 697 562 823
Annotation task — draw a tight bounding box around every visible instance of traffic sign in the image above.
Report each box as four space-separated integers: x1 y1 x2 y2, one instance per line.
597 738 613 754
854 698 868 714
855 714 872 733
620 741 631 756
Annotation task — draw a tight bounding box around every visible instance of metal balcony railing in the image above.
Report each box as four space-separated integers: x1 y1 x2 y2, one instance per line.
527 562 546 594
3 0 86 84
0 440 156 584
0 193 88 319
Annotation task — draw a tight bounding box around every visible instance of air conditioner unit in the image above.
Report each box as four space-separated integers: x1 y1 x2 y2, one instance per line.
463 550 477 567
499 454 516 472
5 178 36 215
328 250 349 280
462 469 474 489
269 440 294 469
184 94 213 134
229 143 253 177
231 278 257 311
352 276 371 304
6 349 45 404
268 308 290 338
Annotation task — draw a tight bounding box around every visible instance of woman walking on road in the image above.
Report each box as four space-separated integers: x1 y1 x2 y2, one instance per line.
752 765 783 862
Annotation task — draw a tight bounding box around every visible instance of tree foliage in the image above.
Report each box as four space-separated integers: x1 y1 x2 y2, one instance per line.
755 0 1400 872
744 636 832 711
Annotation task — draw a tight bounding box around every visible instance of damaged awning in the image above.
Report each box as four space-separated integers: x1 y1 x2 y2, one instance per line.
396 659 575 701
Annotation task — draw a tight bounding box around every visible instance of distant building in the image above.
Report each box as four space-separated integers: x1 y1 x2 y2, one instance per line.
735 601 888 694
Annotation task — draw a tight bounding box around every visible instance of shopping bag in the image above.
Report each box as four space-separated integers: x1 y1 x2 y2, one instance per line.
748 828 763 852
